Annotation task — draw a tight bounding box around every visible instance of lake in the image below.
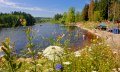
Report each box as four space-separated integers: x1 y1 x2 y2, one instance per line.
0 23 89 53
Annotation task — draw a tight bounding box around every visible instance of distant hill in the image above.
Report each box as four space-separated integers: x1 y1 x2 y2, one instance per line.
35 17 52 23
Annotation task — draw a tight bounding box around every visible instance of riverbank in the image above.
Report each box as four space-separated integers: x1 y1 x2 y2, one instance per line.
76 22 120 52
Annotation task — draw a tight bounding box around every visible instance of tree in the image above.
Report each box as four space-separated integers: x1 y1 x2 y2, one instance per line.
99 0 109 20
82 4 89 21
75 11 81 22
93 11 102 21
109 0 120 21
94 0 100 11
0 11 35 27
61 12 67 24
66 7 75 24
54 13 63 21
88 0 95 21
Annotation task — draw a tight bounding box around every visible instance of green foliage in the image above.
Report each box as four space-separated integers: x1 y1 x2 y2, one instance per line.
54 14 63 21
66 7 75 24
75 11 81 22
109 0 120 21
99 0 109 20
0 32 120 72
0 12 35 28
81 0 120 21
12 12 35 26
51 13 63 24
60 12 67 24
25 28 38 72
1 38 22 72
93 11 102 21
88 0 95 21
35 17 51 23
82 4 89 21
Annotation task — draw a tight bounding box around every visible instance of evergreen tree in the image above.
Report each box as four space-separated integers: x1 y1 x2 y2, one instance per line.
88 0 95 21
54 13 63 21
82 4 89 21
94 0 100 11
99 0 109 20
109 0 120 21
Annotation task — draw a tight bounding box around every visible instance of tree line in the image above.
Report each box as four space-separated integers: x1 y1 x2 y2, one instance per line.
0 11 35 28
35 17 52 23
53 0 120 25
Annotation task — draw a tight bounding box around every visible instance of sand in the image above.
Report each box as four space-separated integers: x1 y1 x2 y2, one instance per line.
76 23 120 52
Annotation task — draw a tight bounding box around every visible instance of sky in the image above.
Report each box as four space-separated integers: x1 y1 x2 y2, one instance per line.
0 0 90 17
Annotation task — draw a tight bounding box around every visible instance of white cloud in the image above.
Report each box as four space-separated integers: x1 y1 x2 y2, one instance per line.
0 0 61 13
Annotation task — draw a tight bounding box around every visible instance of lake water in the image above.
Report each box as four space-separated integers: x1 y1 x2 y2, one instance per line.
0 23 89 53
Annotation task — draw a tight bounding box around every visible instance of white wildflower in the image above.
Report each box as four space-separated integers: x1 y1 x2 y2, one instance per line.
118 68 120 71
28 48 32 53
112 68 117 71
0 68 2 70
43 46 64 61
92 71 97 72
43 68 53 72
98 43 103 45
107 44 109 47
82 34 85 40
88 47 92 52
25 70 30 72
96 36 99 39
61 34 65 38
38 52 42 55
36 64 42 67
63 61 71 65
92 40 96 42
42 49 44 52
74 51 81 57
113 51 117 54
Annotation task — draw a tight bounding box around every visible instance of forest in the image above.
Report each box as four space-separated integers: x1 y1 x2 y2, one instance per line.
53 0 120 24
0 11 35 27
35 17 52 23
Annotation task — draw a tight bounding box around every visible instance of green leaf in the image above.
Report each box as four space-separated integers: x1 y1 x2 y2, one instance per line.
4 55 9 60
17 62 22 69
1 47 9 56
13 63 17 69
2 42 9 50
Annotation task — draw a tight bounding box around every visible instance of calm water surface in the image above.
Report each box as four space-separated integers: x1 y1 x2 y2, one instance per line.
0 23 88 53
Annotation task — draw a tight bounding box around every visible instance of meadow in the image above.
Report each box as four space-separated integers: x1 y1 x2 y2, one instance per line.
0 27 120 72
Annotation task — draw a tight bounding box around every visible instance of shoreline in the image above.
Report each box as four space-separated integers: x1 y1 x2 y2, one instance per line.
76 23 120 52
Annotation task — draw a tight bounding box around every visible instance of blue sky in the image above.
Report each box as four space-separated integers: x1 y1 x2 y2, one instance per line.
0 0 90 17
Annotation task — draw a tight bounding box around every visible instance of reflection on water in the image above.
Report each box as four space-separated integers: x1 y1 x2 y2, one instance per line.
0 23 88 53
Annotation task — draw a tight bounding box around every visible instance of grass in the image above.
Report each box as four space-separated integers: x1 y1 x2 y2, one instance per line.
0 27 120 72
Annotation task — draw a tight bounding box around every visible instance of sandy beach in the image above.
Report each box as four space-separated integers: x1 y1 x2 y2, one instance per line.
76 23 120 52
